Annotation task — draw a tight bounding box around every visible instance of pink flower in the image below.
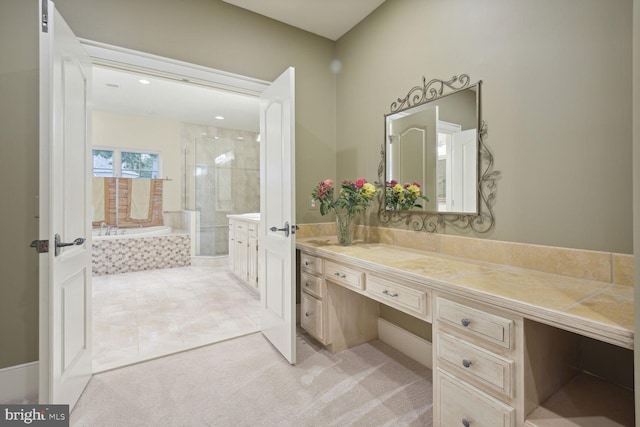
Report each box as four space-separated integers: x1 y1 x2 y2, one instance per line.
355 178 367 189
413 181 421 188
323 179 334 186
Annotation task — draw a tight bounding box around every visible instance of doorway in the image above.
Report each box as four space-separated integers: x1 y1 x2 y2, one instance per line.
86 43 268 372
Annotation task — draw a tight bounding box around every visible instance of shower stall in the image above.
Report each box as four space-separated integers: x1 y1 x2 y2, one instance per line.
183 126 260 257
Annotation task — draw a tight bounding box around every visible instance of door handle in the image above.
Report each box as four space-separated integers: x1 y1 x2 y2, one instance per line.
55 234 85 256
269 221 290 237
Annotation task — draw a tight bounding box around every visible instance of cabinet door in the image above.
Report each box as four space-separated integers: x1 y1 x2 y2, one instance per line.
228 221 235 267
233 236 248 281
248 236 259 290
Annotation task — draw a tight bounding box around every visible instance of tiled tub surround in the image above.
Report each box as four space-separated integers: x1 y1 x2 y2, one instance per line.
92 233 191 276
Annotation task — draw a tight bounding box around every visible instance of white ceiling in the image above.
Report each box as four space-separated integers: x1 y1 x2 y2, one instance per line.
222 0 386 40
92 65 261 132
91 1 385 130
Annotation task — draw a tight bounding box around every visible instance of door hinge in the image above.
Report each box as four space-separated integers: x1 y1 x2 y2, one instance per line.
41 0 49 33
30 239 49 253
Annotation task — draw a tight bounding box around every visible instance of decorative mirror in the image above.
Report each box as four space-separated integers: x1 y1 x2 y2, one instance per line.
378 74 499 233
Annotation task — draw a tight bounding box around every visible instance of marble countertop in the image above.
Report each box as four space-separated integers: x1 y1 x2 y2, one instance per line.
227 213 260 222
297 237 634 349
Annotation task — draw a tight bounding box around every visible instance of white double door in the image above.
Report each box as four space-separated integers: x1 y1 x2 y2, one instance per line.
39 2 297 409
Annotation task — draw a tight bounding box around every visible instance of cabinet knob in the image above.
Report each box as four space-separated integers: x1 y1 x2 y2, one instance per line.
334 272 346 279
304 261 311 266
305 312 312 317
462 418 471 427
461 318 471 327
382 290 399 298
305 282 311 287
462 359 472 368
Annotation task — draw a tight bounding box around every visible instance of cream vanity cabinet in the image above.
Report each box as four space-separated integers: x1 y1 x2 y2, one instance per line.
228 214 259 291
433 294 520 427
298 250 431 353
299 252 326 343
296 244 634 427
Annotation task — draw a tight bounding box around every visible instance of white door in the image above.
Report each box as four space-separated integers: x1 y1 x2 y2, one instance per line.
38 1 93 408
259 67 296 364
451 129 477 212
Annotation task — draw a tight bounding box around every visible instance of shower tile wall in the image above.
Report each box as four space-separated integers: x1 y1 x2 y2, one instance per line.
182 124 260 256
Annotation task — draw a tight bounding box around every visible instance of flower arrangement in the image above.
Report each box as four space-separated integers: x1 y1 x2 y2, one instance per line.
311 178 378 216
385 180 429 210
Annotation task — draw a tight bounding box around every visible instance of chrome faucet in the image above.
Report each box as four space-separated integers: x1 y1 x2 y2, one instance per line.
100 222 108 236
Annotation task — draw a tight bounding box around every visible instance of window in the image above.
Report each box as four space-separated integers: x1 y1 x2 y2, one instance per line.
92 148 161 178
121 151 160 178
92 149 114 176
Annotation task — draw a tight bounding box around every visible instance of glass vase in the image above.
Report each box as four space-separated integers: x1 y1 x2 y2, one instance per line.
335 213 355 246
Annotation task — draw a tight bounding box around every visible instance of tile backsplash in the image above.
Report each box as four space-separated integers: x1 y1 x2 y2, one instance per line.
297 223 633 286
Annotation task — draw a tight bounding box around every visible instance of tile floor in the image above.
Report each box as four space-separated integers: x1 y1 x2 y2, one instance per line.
92 265 261 372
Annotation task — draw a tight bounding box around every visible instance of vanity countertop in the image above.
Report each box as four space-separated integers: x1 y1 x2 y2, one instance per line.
297 237 634 349
227 213 260 222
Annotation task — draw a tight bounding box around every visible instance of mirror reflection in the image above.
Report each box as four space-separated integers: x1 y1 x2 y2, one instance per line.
385 84 479 214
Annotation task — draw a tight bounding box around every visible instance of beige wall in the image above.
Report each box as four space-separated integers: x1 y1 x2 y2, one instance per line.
336 0 633 254
93 111 183 212
633 0 639 419
54 0 337 225
0 0 39 369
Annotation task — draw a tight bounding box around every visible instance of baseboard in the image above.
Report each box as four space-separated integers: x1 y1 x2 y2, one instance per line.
377 318 432 369
0 361 39 404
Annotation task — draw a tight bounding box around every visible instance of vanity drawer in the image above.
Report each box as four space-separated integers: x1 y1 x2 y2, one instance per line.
366 275 428 319
301 271 323 299
300 253 323 275
324 260 364 291
436 370 515 427
246 222 258 237
234 221 247 235
436 332 514 398
436 297 513 349
301 293 323 342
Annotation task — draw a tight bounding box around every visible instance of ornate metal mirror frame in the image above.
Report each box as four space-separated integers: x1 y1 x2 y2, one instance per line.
378 74 499 233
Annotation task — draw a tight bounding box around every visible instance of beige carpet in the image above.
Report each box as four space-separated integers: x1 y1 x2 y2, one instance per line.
71 332 433 426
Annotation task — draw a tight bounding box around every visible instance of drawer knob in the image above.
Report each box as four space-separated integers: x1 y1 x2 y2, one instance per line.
304 261 311 266
305 312 312 317
460 318 471 327
305 282 311 287
334 272 347 279
462 418 471 427
382 290 399 298
462 359 472 368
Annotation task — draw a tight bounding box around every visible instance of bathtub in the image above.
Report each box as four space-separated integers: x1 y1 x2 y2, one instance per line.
92 225 172 240
92 225 191 275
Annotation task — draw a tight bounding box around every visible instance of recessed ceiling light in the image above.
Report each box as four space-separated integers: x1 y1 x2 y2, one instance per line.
139 79 150 85
215 116 224 120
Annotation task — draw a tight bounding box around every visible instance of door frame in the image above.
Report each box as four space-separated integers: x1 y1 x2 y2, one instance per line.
79 39 269 97
40 40 283 389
